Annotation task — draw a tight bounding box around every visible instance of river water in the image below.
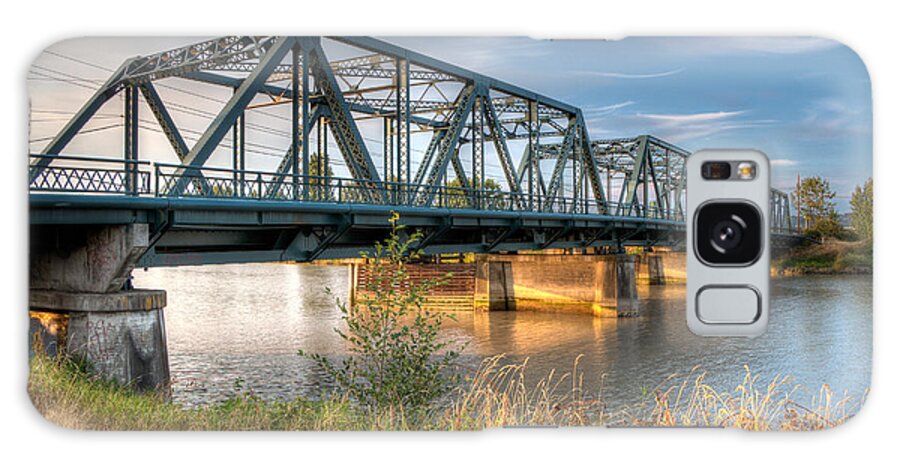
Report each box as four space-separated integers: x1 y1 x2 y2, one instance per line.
133 263 872 411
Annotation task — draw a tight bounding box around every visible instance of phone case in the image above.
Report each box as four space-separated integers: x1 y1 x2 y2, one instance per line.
27 35 872 431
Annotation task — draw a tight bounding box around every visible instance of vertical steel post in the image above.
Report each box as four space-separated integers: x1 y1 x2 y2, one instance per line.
383 117 393 180
232 112 245 197
664 148 671 219
396 59 410 201
383 117 393 203
124 85 139 195
322 117 330 198
291 45 301 200
317 116 326 199
642 145 649 218
527 100 540 210
301 46 310 200
572 135 578 212
472 96 484 208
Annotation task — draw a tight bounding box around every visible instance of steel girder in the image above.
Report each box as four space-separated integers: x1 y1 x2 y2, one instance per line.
35 35 791 231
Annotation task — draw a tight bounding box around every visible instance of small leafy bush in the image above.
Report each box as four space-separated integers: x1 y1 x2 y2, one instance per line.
299 212 465 415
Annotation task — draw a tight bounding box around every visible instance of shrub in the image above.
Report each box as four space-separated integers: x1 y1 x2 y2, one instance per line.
299 212 465 415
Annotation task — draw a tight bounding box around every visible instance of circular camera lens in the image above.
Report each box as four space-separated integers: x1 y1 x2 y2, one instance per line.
695 202 762 265
710 218 743 251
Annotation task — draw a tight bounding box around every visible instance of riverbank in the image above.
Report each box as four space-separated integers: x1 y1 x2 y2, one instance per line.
29 353 859 431
774 239 872 276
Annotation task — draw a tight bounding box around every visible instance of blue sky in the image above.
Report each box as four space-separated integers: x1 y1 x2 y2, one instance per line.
29 36 871 210
385 37 872 208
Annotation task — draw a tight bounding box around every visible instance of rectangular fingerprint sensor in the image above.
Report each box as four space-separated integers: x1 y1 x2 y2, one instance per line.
696 286 761 324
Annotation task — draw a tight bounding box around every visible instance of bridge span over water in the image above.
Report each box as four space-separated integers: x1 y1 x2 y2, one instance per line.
29 36 798 268
28 37 803 390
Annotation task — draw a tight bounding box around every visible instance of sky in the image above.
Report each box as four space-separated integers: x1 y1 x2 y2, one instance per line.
28 36 871 211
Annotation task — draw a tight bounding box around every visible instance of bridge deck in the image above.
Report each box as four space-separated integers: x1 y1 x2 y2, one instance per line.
28 36 803 267
30 191 689 267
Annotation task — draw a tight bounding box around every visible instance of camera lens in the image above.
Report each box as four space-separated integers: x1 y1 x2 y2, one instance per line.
695 202 762 265
710 218 744 252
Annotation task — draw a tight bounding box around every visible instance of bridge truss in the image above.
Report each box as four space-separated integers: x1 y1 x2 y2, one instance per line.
28 36 797 266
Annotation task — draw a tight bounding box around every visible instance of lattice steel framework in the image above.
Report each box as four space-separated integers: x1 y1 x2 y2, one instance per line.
29 36 792 232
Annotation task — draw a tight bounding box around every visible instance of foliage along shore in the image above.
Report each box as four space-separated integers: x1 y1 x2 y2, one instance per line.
28 352 860 431
773 239 872 276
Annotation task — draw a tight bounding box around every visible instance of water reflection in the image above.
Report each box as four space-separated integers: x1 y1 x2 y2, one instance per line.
133 264 871 410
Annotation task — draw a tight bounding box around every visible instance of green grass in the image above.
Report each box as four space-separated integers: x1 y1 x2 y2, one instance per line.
28 354 367 430
775 239 872 274
28 353 863 431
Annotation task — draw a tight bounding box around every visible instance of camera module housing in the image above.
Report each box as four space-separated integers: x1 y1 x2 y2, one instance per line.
686 150 770 337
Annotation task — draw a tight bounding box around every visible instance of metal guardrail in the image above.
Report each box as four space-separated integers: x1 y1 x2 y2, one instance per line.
28 154 683 220
29 154 151 195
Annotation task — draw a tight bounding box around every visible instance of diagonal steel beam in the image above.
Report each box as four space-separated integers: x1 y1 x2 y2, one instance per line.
413 128 446 187
543 117 577 205
420 85 476 206
304 38 383 202
264 105 327 198
138 82 189 158
620 135 649 216
170 37 296 195
450 151 471 190
139 82 212 193
30 60 132 181
483 96 524 209
577 115 607 214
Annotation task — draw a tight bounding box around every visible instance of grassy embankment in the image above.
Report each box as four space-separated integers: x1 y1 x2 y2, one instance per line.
29 353 861 431
774 239 872 276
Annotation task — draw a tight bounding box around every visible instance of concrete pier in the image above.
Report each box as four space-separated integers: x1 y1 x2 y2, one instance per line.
635 250 686 285
29 290 169 391
474 254 640 317
29 224 170 391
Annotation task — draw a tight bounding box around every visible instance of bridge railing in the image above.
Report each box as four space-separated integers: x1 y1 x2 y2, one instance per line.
151 162 684 220
29 154 687 221
29 154 151 195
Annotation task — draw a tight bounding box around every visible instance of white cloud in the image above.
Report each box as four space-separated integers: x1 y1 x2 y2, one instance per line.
622 110 777 143
578 68 684 79
583 100 636 115
638 111 747 123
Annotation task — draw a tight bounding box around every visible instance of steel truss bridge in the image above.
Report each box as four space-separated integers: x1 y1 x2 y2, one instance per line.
29 36 798 267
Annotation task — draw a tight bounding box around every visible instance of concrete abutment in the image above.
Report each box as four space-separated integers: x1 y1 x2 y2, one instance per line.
29 224 170 391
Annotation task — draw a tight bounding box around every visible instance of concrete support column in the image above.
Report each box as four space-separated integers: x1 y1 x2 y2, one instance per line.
593 254 639 317
29 224 170 391
29 290 169 391
636 250 686 285
474 256 515 311
637 254 666 285
30 224 149 293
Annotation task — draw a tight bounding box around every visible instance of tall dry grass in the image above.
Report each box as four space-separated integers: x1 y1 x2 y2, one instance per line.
28 352 863 431
619 366 864 430
442 355 606 429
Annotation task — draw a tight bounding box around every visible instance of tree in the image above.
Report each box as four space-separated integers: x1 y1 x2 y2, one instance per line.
298 213 464 415
849 177 873 241
307 151 335 201
444 177 504 209
793 176 843 239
